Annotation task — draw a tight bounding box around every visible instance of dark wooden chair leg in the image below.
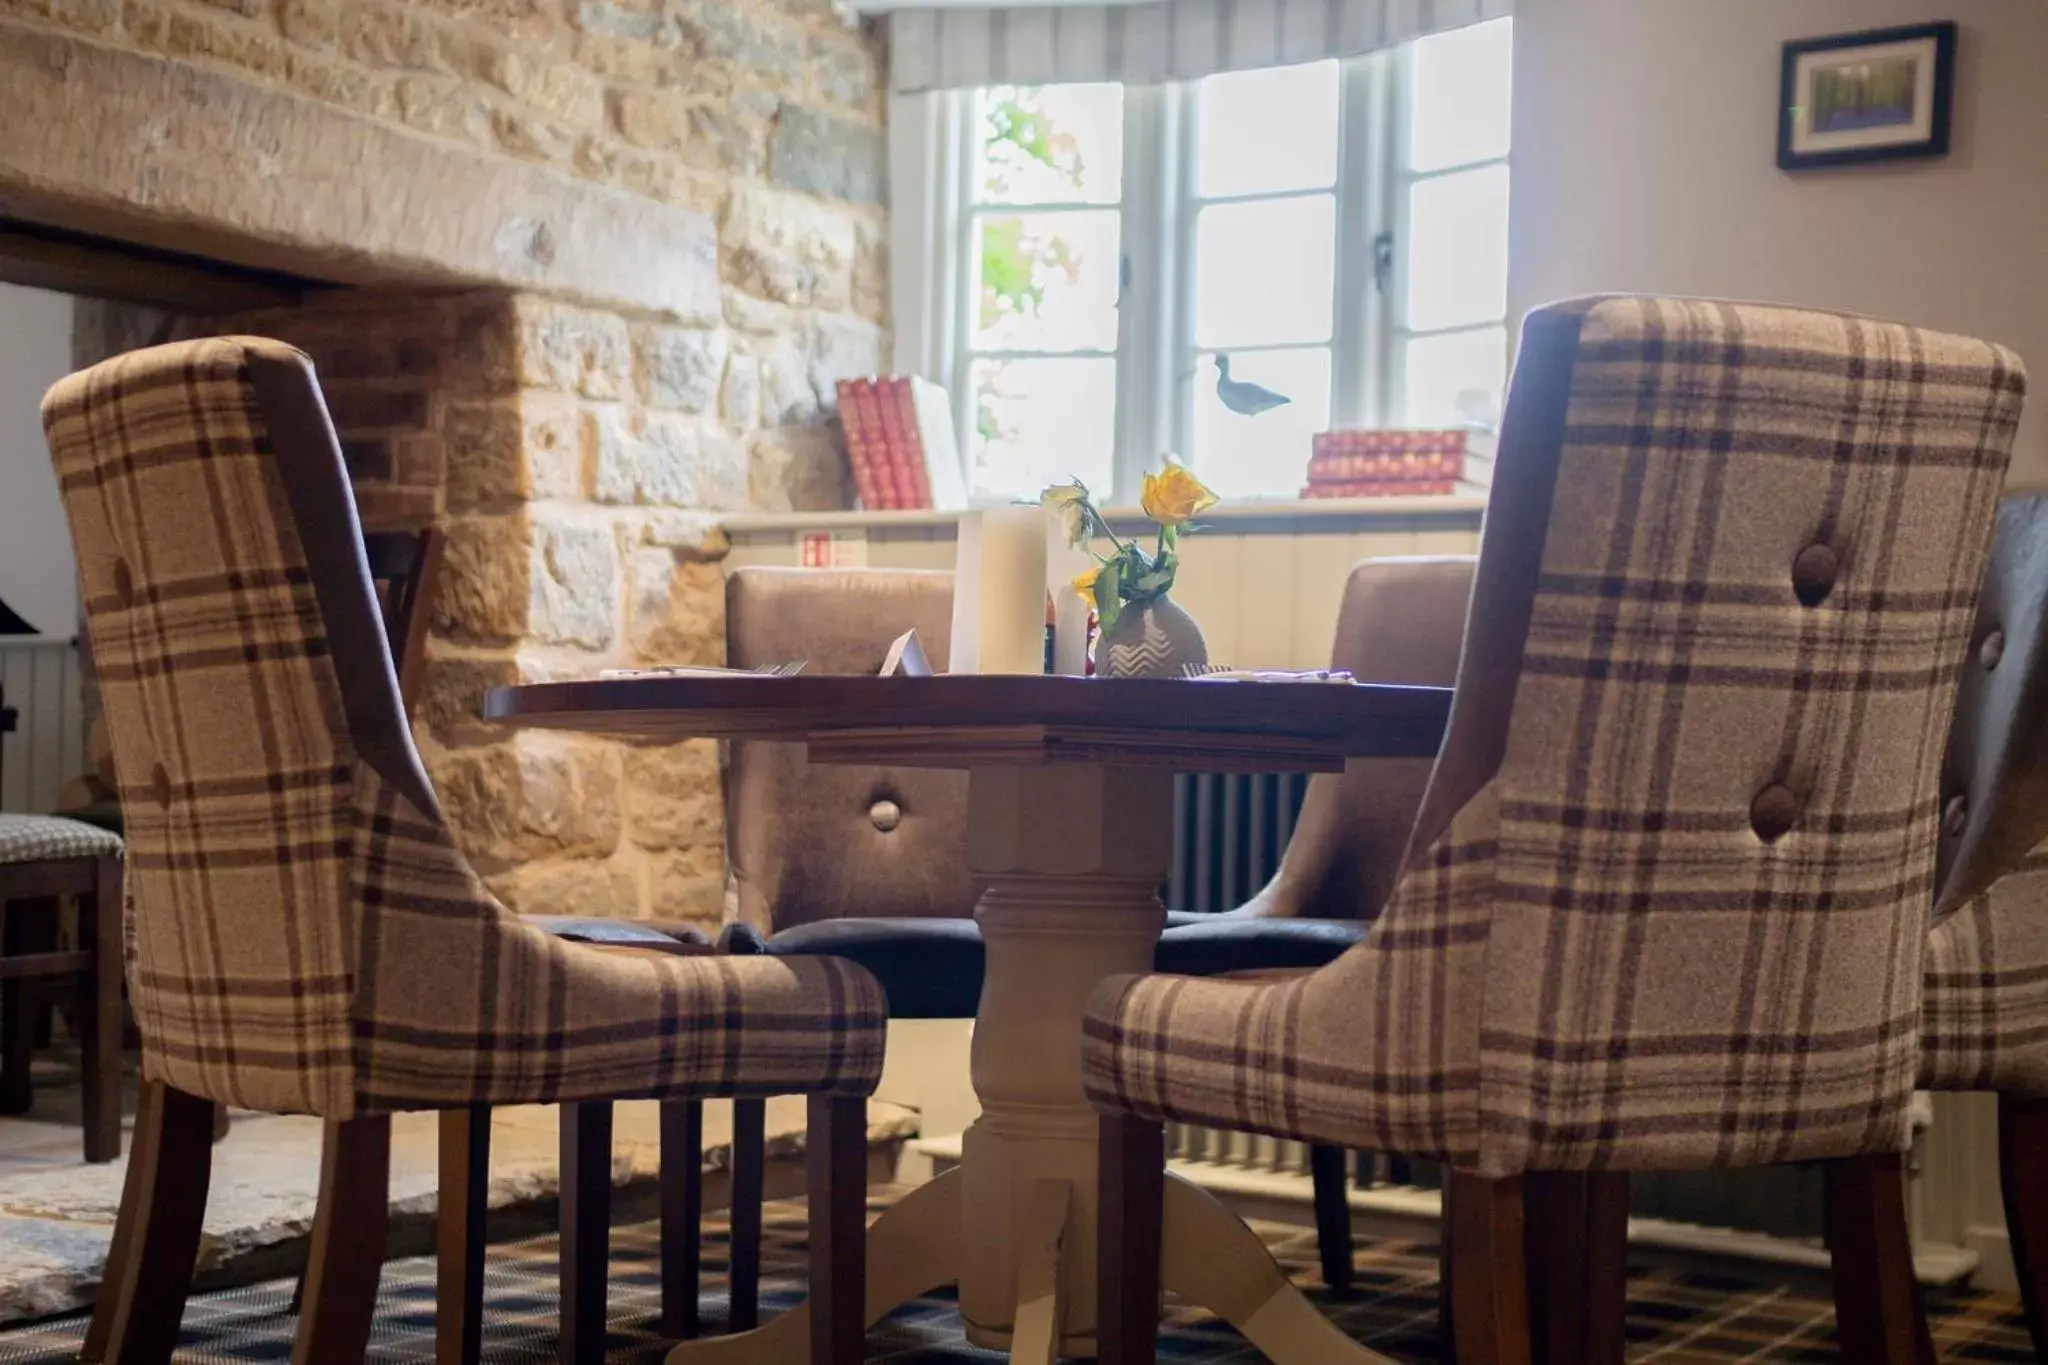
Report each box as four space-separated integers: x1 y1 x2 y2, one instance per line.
1523 1172 1626 1365
1098 1113 1165 1365
1447 1170 1533 1365
1582 1172 1629 1365
0 897 55 1116
437 1105 492 1365
293 1114 391 1365
2002 1095 2048 1360
1825 1153 1934 1365
560 1100 614 1365
1310 1143 1354 1294
807 1095 866 1365
102 1083 215 1365
83 1080 161 1363
728 1096 766 1333
79 857 124 1163
661 1098 705 1338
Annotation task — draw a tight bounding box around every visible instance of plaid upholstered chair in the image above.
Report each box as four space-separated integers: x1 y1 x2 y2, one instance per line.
1822 491 2048 1359
1082 296 2027 1365
42 338 887 1365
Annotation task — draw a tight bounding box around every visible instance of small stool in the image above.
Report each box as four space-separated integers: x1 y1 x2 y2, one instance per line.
0 814 125 1162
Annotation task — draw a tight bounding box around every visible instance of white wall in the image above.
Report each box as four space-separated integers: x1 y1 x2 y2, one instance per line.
1508 0 2048 483
0 283 78 634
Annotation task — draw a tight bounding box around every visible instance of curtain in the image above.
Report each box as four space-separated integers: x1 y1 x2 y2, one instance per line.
885 0 1511 93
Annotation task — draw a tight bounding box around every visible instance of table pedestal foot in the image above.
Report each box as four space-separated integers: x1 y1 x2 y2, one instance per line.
662 1167 963 1365
1008 1180 1073 1365
1160 1173 1397 1365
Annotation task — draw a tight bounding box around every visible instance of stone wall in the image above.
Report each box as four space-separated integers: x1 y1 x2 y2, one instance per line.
16 0 892 928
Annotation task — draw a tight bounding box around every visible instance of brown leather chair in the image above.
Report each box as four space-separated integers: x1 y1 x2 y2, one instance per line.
717 558 1473 1310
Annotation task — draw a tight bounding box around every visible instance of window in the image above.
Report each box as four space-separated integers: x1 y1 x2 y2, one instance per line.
901 18 1515 503
962 84 1125 502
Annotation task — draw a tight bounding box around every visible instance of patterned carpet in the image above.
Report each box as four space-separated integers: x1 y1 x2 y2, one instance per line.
0 1195 2033 1362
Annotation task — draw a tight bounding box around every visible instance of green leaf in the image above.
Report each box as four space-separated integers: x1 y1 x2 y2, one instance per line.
1094 555 1122 634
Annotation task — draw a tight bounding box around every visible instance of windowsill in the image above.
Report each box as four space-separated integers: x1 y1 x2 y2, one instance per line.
722 491 1488 537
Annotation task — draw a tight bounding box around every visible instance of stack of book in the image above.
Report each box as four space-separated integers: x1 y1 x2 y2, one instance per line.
836 376 967 511
1300 428 1487 499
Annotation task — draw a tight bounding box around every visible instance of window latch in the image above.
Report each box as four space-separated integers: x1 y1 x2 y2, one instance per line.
1117 253 1131 308
1372 231 1396 296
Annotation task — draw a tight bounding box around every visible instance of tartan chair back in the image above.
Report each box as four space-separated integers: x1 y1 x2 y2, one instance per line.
1083 297 2026 1177
44 338 419 1115
1414 297 2024 1172
46 339 889 1121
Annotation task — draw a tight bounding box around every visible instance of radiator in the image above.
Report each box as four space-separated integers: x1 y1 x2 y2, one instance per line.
0 636 86 815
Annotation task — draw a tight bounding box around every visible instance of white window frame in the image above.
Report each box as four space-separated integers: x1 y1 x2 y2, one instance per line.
890 34 1508 506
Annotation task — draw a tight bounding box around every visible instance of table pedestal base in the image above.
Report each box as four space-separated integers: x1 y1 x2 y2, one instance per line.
660 1170 1394 1365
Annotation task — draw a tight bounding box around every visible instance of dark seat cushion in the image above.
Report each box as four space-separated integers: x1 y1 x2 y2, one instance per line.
526 916 710 954
1154 916 1366 976
722 917 985 1018
722 914 1367 1019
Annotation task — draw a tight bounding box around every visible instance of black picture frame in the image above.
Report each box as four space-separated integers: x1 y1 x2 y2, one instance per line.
1778 20 1956 171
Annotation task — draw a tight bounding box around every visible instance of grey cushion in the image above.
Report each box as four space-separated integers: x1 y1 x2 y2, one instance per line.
0 814 124 866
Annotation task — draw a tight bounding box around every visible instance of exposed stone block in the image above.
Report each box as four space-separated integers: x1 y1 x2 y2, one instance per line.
622 740 721 850
627 549 724 661
721 188 854 310
512 298 630 398
437 513 533 642
756 336 817 427
648 847 727 924
589 410 747 509
809 28 876 109
432 731 623 871
528 509 620 647
633 325 729 412
679 0 804 83
721 352 760 428
443 394 581 508
421 650 524 741
769 104 883 205
0 30 724 318
851 215 887 322
486 855 643 918
749 427 847 513
807 313 882 411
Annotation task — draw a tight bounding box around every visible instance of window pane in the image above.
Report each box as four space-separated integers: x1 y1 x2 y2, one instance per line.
970 357 1117 499
1403 326 1507 429
1405 164 1509 331
1194 196 1335 349
973 211 1121 352
1191 348 1331 501
1197 60 1339 198
1409 17 1513 173
978 84 1124 205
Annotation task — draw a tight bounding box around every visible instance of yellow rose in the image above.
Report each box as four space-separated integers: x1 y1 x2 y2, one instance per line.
1140 462 1218 526
1072 565 1102 598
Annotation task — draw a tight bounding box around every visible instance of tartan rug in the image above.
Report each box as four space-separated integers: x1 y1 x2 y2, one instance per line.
0 1196 2031 1362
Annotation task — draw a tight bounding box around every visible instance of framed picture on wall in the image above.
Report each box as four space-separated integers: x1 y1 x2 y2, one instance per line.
1779 21 1956 170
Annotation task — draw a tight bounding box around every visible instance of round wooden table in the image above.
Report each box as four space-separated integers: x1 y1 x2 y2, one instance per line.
486 674 1451 1365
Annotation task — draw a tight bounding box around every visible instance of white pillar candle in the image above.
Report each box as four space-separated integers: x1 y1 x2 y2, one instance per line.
949 506 1051 674
1045 517 1094 677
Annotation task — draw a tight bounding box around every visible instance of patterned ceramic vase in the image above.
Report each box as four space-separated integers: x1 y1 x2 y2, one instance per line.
1098 594 1208 678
